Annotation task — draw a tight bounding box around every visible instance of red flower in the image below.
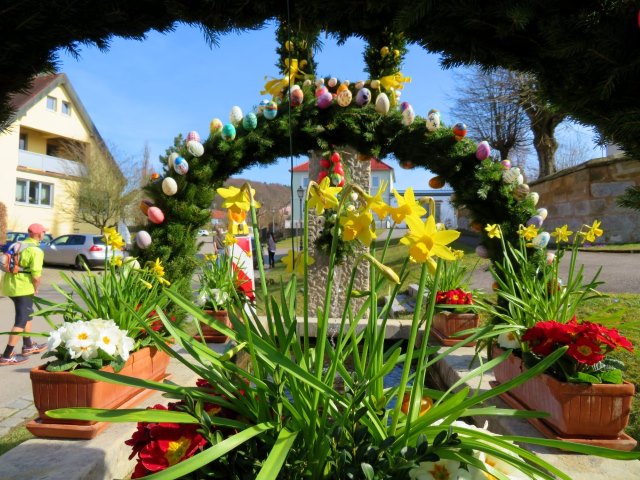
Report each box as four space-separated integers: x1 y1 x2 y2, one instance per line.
435 289 473 306
567 338 605 365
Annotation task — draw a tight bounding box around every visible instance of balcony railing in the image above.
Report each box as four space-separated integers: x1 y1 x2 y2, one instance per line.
18 150 85 177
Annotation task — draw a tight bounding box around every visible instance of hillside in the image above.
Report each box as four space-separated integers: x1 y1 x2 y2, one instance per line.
223 178 292 230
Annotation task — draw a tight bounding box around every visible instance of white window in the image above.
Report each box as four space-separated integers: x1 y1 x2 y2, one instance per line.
302 176 309 188
46 96 57 111
15 179 53 207
61 101 71 116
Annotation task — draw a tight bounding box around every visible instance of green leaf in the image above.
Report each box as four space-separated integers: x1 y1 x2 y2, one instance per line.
361 462 374 480
568 372 601 384
255 428 298 480
45 407 199 423
599 369 623 384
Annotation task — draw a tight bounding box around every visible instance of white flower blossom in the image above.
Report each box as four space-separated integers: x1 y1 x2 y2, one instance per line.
497 331 520 350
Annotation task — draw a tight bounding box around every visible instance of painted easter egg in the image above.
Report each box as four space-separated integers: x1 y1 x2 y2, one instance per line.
290 87 304 107
315 78 325 87
135 231 152 249
356 87 371 106
502 167 521 184
337 81 350 93
429 176 444 189
402 106 416 126
139 199 153 215
330 173 342 186
167 152 179 169
209 118 223 134
257 99 271 114
320 158 330 169
186 131 200 143
174 156 189 175
400 102 411 112
303 79 312 87
317 91 333 109
332 164 344 175
355 80 365 90
537 208 548 220
426 109 441 132
328 77 338 88
513 183 530 201
150 172 160 181
399 160 414 169
380 46 390 57
331 152 341 163
229 106 243 125
147 206 165 225
531 232 551 250
317 170 328 182
501 159 512 169
370 79 380 89
242 112 258 130
336 89 353 107
526 215 544 228
516 174 524 185
527 192 540 206
546 252 556 265
315 85 328 98
264 101 278 120
186 140 204 157
161 177 178 196
475 141 491 161
475 245 489 258
221 123 236 141
375 92 390 114
453 123 468 141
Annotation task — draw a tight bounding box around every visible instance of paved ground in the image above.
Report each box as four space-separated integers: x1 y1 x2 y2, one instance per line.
0 237 637 437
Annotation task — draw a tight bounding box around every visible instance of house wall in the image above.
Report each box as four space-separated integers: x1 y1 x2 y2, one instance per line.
0 127 20 211
530 155 640 243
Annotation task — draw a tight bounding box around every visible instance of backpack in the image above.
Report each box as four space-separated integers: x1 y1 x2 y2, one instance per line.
0 242 35 274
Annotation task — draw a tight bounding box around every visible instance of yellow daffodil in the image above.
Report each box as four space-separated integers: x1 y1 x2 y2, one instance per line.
389 188 427 224
485 224 501 239
551 225 573 243
147 258 166 277
224 232 237 246
139 279 153 289
400 215 460 264
103 226 125 250
451 248 465 260
361 181 390 219
518 224 538 241
227 206 247 224
340 209 376 246
308 178 341 215
281 249 315 275
581 220 603 243
110 255 123 267
204 253 218 263
217 185 261 223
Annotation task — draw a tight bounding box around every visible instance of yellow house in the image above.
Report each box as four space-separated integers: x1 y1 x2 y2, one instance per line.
0 73 117 237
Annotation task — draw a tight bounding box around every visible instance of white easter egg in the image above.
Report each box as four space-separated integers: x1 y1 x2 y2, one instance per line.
370 79 380 89
328 77 338 88
355 80 365 90
336 89 352 107
315 78 325 87
186 140 204 157
168 152 179 169
230 106 243 124
135 230 152 249
402 106 416 126
516 174 524 185
532 232 550 249
426 109 441 132
161 177 178 196
537 208 548 220
502 167 521 184
527 192 540 206
375 93 390 114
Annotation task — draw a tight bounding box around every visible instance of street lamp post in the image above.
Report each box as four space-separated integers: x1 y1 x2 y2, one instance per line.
296 186 304 251
271 208 275 234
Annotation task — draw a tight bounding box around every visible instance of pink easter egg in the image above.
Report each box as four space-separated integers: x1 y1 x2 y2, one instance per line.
317 91 333 109
147 206 165 224
475 141 491 161
315 86 328 98
186 131 200 143
501 159 512 169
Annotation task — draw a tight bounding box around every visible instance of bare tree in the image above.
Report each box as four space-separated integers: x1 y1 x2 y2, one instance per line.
125 142 155 228
450 68 531 161
59 141 136 231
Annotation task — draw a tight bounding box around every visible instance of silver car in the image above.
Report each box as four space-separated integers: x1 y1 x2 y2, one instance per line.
42 234 122 269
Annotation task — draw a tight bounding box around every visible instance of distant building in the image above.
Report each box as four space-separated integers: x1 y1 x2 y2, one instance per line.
290 158 395 228
392 187 457 229
0 73 118 236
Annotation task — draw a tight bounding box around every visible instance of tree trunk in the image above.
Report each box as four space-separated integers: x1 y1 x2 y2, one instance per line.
525 109 564 178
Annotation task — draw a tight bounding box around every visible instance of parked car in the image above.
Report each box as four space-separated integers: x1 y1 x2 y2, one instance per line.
41 234 122 269
197 229 210 236
1 231 53 253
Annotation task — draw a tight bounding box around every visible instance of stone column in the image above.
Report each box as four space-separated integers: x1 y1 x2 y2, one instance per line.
306 147 371 319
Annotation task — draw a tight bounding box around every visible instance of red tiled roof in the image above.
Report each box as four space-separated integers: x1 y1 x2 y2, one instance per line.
291 158 393 172
9 73 62 111
211 209 227 220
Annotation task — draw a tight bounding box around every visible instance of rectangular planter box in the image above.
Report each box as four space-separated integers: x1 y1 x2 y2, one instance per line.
493 347 635 439
430 311 479 346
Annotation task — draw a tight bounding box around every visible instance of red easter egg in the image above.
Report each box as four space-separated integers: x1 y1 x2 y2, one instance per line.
333 165 344 175
428 176 444 189
400 160 414 169
331 152 341 163
320 158 330 169
338 178 345 187
147 206 165 224
318 171 328 182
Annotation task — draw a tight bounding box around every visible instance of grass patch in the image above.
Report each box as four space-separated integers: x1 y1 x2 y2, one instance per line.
580 243 640 252
0 420 34 456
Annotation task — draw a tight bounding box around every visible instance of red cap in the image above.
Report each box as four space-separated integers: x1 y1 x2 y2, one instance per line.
28 223 47 234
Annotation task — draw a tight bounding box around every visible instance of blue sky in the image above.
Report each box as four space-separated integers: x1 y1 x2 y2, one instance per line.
58 22 599 190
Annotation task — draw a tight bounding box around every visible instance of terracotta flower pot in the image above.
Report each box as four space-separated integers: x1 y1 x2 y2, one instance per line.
194 309 231 343
492 347 635 439
28 346 170 439
430 311 479 346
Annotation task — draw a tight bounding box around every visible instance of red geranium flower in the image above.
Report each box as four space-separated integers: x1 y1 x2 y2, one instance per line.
435 289 473 306
567 338 605 365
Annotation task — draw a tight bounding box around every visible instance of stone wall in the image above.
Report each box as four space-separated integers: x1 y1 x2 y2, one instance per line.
530 155 640 243
307 147 371 319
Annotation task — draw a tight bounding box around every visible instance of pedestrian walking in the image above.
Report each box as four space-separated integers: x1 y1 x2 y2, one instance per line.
0 223 48 366
267 232 277 269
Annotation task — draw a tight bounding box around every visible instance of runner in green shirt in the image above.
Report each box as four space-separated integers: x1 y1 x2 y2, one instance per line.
1 223 48 366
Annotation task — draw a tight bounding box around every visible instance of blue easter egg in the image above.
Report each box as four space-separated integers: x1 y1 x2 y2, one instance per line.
242 112 258 130
173 156 189 175
264 101 278 120
221 123 236 141
532 232 550 249
526 215 544 228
